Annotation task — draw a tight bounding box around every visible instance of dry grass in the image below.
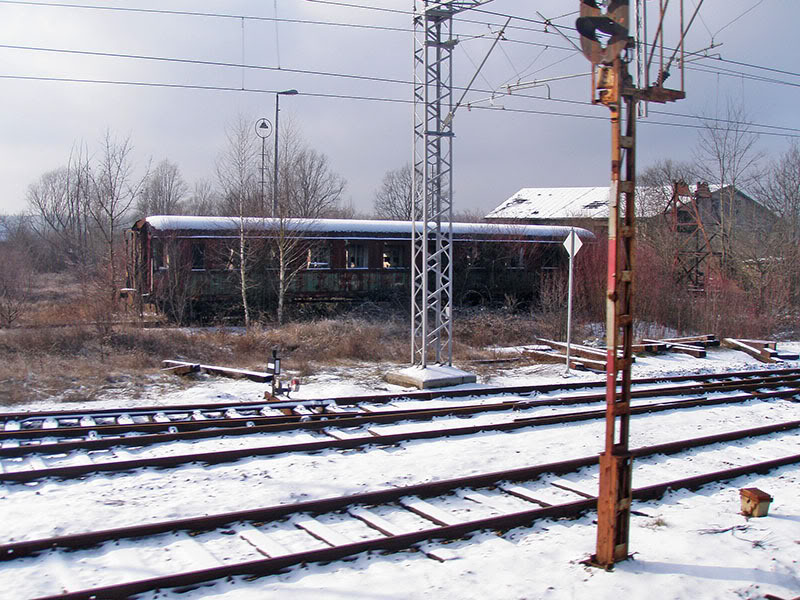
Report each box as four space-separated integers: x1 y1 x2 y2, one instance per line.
0 271 581 408
0 299 554 408
6 268 791 410
0 327 225 407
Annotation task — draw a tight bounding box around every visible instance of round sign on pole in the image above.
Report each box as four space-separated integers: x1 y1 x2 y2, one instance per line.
255 118 273 139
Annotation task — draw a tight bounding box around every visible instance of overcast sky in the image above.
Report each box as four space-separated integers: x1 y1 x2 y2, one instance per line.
1 0 798 217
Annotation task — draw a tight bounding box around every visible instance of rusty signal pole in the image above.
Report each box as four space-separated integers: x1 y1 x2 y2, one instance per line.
576 0 636 568
577 0 688 568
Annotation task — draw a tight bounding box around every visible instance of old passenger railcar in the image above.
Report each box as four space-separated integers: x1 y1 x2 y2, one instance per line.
126 216 594 320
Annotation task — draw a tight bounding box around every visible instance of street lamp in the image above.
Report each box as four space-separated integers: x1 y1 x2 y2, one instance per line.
254 118 273 215
273 89 299 217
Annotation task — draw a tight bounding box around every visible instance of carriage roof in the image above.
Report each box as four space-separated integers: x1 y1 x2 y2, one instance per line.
134 216 594 243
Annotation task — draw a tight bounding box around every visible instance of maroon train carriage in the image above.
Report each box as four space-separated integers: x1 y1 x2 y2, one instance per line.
125 216 594 320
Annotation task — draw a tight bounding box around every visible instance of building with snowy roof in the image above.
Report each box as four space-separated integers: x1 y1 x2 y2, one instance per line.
484 184 777 237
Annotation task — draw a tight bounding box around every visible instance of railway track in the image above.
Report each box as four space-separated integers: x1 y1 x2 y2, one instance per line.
4 366 800 439
2 421 798 600
1 373 798 484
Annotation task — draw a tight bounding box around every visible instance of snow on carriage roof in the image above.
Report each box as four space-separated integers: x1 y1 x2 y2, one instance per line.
140 215 595 240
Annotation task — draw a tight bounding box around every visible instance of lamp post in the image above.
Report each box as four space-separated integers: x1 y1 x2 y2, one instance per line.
254 118 273 215
273 89 298 217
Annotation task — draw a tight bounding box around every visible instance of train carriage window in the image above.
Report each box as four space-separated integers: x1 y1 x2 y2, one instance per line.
307 243 331 269
346 243 368 269
462 244 479 268
152 239 166 270
467 245 478 265
382 243 408 269
509 246 525 269
191 241 205 271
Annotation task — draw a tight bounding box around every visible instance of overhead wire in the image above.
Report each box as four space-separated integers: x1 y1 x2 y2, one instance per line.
696 55 800 80
0 0 577 49
2 35 799 136
273 0 282 70
713 0 765 38
0 43 411 86
0 1 797 139
690 0 714 39
301 0 406 17
4 0 795 82
685 62 800 89
497 44 549 90
460 43 497 96
1 71 797 140
0 0 412 33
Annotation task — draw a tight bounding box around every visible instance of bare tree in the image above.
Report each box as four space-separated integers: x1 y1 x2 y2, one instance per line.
759 141 800 240
212 116 348 325
216 116 260 218
0 246 33 327
451 208 485 223
26 143 97 272
154 233 196 324
136 159 188 217
755 141 800 307
693 100 764 270
268 126 346 324
325 200 358 220
184 179 219 216
637 159 696 217
284 148 346 218
635 159 697 256
26 167 72 270
89 130 148 307
216 116 259 327
373 164 420 221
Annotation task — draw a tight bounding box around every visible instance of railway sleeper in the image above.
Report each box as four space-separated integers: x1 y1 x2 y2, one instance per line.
14 451 800 600
2 393 799 481
5 367 800 434
2 422 798 565
5 373 800 451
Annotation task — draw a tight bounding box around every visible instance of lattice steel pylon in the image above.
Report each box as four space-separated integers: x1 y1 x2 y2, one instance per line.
411 0 493 367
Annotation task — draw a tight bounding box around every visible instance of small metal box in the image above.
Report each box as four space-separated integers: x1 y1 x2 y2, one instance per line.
739 488 772 517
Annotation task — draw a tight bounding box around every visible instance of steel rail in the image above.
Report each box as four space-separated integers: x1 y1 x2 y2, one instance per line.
4 366 799 429
1 387 798 485
4 371 798 458
3 419 798 561
26 451 800 600
4 370 800 448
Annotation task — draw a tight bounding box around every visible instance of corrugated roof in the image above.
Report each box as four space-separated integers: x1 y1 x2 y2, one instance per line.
486 185 731 221
486 187 611 221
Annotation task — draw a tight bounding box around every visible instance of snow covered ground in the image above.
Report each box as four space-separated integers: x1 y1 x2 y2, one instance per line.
1 344 799 600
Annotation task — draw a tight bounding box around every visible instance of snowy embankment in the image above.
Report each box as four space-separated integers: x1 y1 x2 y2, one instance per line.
0 345 798 600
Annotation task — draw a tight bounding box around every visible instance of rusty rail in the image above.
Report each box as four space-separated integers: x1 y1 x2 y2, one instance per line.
3 387 798 484
18 443 800 600
4 370 800 448
4 366 799 430
4 418 797 561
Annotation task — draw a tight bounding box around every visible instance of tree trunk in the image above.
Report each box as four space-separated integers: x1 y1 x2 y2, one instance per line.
277 244 286 326
239 223 250 328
